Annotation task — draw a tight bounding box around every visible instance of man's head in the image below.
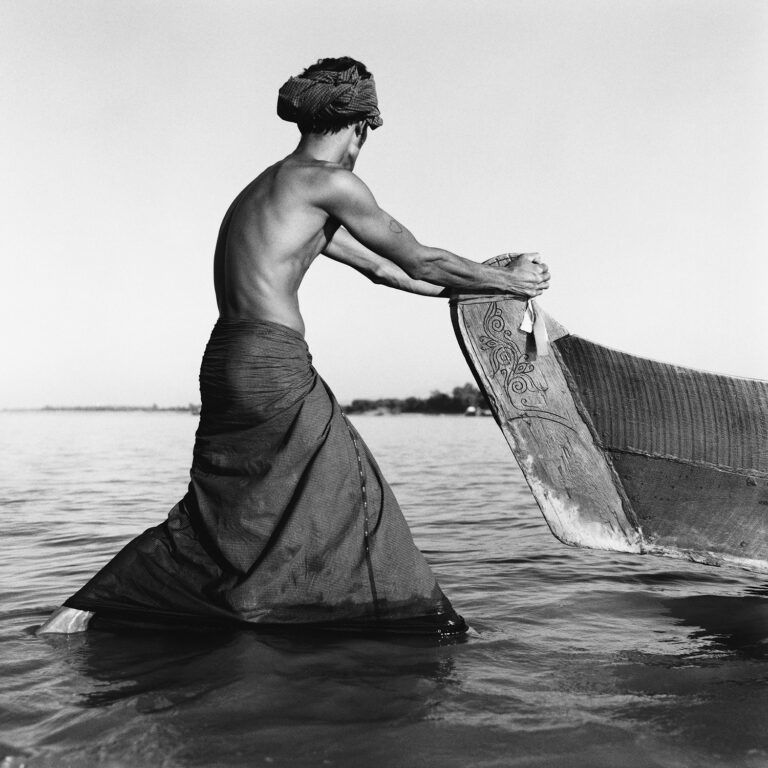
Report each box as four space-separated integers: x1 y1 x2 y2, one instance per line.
277 57 382 135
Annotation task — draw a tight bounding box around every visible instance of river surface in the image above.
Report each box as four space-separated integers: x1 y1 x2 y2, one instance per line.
1 412 767 767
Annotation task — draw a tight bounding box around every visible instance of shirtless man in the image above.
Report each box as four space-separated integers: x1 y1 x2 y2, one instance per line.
215 117 548 333
40 57 548 635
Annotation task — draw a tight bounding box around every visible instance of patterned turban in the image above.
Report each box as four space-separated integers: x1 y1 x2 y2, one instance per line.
277 61 383 131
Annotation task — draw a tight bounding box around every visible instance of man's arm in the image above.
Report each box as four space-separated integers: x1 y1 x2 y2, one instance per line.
314 168 550 297
323 226 447 297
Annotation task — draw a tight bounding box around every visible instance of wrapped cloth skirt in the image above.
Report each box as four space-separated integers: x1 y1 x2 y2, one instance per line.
65 318 466 636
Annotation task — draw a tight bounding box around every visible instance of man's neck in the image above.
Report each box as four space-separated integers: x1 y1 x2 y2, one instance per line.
292 130 355 168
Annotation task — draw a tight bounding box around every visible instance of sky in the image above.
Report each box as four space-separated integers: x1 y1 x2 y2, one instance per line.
1 0 766 408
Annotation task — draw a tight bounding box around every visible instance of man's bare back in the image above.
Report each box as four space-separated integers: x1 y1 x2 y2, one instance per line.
213 156 340 335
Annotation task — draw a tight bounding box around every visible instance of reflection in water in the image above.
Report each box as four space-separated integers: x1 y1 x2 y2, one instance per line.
42 628 238 709
57 628 461 711
36 627 462 767
663 594 768 658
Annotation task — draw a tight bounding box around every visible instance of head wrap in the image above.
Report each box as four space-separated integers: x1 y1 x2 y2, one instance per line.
277 61 383 131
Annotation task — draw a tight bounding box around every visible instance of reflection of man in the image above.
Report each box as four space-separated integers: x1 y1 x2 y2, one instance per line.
40 57 549 636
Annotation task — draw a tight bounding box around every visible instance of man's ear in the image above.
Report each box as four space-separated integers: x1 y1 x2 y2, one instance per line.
354 121 368 145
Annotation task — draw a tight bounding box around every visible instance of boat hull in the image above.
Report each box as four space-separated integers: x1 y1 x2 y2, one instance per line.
451 254 768 573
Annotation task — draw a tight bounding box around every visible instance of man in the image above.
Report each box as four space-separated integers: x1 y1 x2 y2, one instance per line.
40 57 549 636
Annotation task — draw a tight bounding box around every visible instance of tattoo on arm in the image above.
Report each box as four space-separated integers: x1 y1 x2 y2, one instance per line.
388 218 403 234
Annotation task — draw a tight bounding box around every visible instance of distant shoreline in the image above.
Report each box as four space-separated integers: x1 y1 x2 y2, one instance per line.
3 405 201 414
2 383 491 416
2 407 493 417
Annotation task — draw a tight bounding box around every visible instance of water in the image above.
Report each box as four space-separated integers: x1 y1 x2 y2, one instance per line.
1 412 767 767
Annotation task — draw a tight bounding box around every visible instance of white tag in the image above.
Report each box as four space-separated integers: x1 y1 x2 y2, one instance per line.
519 300 549 357
519 301 534 333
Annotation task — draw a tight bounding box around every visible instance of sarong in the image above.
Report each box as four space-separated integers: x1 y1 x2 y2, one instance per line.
65 318 466 636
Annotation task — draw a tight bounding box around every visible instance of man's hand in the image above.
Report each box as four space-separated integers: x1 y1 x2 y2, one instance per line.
503 253 550 298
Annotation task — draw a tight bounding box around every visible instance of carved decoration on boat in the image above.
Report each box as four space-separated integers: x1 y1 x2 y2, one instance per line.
477 302 570 428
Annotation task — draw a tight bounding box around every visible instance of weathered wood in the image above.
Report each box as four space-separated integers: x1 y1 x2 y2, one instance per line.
451 254 768 573
610 453 768 570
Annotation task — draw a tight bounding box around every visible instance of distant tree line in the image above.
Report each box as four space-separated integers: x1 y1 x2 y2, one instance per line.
41 404 200 413
344 383 489 415
37 388 491 416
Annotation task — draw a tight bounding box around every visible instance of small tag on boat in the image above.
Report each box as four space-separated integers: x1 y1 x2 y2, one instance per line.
520 302 535 333
519 300 549 357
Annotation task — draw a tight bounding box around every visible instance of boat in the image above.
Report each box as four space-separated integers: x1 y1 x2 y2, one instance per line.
451 254 768 573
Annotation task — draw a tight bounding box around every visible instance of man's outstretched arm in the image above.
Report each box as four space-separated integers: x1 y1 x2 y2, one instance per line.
314 169 550 297
323 226 448 296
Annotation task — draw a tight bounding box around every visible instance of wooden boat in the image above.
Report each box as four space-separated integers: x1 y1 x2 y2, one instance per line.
451 254 768 573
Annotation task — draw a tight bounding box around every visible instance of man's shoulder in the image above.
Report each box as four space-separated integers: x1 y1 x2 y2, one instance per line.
277 160 365 205
282 158 357 185
273 158 361 186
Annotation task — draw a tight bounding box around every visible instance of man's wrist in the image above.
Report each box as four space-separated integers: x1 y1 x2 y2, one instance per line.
492 266 515 292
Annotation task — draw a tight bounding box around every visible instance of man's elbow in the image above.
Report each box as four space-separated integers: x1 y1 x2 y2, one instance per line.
409 253 441 282
408 263 430 281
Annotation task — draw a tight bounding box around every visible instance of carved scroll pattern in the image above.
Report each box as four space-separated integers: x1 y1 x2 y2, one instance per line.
477 302 571 427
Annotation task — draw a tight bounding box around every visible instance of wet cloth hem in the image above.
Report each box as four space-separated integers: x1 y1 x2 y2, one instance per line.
64 599 469 637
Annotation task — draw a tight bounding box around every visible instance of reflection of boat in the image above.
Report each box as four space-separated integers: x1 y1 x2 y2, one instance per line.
451 254 768 574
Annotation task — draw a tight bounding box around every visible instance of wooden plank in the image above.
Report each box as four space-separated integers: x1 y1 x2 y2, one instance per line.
450 288 641 554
